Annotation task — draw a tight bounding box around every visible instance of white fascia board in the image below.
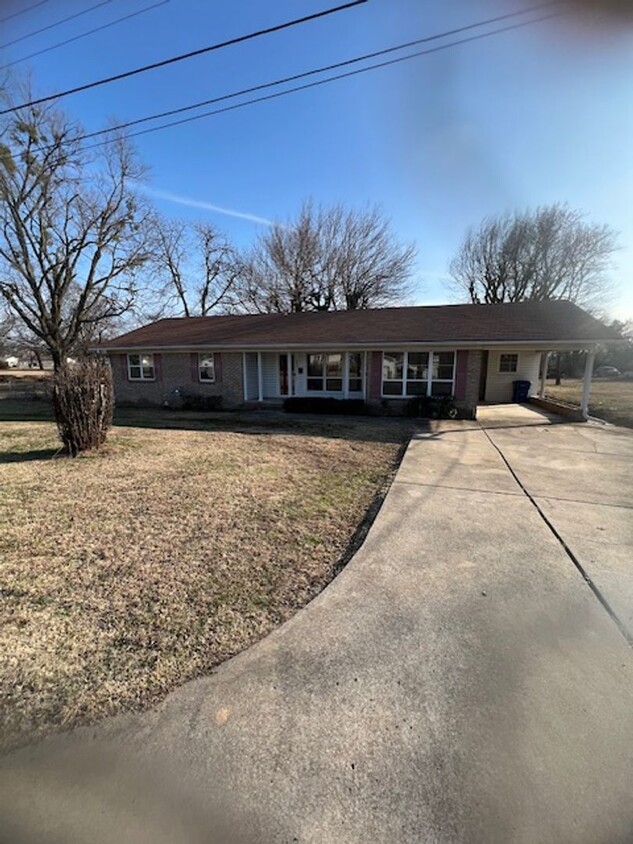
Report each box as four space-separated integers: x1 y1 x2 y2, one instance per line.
98 339 615 353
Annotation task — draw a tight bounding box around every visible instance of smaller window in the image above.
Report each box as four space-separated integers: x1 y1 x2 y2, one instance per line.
128 353 154 381
499 353 519 373
199 353 215 382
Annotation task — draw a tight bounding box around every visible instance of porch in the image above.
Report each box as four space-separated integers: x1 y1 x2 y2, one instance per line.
242 351 367 403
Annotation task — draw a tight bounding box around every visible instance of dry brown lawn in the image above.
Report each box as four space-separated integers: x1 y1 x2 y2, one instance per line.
545 378 633 428
0 413 412 751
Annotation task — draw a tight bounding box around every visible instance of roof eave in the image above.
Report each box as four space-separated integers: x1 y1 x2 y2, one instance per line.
95 338 621 353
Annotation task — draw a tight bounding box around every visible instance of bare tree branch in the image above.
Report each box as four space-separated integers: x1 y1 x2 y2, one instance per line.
0 85 153 368
449 204 619 312
151 217 241 317
231 200 416 313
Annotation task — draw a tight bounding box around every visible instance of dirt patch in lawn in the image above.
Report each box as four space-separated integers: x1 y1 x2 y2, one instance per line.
545 378 633 428
0 415 413 751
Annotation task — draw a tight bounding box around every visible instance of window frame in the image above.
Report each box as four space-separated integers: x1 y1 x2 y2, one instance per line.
348 351 363 393
198 352 216 383
499 353 519 374
381 350 456 398
127 352 155 381
306 352 345 393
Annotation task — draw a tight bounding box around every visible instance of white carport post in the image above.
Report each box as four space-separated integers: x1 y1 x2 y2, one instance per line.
257 352 264 402
580 348 595 420
539 351 551 398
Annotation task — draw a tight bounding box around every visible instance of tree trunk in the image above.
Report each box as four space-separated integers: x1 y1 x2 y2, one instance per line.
51 348 64 372
555 352 562 386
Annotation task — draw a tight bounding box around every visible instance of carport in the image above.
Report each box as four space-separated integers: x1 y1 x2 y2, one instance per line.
479 342 601 419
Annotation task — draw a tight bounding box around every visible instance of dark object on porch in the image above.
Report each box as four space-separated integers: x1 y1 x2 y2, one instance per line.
283 397 367 415
512 380 532 403
406 395 458 419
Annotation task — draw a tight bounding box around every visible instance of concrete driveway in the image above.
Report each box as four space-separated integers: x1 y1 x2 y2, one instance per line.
2 406 632 844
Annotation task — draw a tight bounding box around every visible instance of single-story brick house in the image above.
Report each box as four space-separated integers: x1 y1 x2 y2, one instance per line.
99 300 621 419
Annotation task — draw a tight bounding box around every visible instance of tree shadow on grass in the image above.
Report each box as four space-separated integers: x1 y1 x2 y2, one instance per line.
0 398 418 447
0 447 63 464
112 407 419 446
0 399 55 423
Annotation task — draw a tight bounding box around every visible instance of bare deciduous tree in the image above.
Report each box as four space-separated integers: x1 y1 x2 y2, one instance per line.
153 218 242 317
0 92 153 370
0 308 15 353
449 204 618 311
233 201 416 313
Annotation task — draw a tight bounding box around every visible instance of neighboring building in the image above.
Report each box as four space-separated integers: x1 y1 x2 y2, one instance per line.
98 300 621 419
3 356 19 368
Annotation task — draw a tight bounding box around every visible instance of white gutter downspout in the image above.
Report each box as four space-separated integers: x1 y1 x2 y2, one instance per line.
581 349 596 420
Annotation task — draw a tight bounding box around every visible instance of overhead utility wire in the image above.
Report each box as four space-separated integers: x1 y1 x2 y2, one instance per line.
0 0 170 70
71 1 564 147
75 10 566 153
0 0 52 26
0 0 113 51
0 0 368 115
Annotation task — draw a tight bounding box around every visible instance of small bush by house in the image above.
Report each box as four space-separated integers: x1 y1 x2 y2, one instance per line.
406 394 458 419
283 397 367 415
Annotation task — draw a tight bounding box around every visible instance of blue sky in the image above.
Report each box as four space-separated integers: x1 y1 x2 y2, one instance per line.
3 0 632 319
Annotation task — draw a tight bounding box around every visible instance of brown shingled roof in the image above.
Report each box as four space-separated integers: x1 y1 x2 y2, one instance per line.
100 301 621 350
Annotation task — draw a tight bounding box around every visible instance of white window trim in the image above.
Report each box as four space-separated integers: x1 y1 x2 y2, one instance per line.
198 352 216 383
499 353 519 374
347 351 364 395
381 351 456 398
301 351 365 396
127 353 155 381
306 352 345 393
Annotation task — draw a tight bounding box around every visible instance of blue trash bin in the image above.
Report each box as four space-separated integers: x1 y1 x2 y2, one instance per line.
512 380 531 403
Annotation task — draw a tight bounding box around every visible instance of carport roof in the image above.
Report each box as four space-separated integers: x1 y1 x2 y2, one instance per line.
100 300 622 350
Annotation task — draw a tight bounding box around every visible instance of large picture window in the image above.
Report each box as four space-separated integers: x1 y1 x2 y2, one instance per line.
307 353 343 391
127 353 154 381
382 351 455 397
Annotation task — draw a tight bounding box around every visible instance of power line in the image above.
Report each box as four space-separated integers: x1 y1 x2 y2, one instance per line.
0 0 170 70
0 0 52 26
71 1 563 147
107 12 565 148
0 0 114 51
0 0 368 115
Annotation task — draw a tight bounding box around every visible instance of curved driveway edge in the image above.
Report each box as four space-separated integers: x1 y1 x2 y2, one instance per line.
2 406 633 843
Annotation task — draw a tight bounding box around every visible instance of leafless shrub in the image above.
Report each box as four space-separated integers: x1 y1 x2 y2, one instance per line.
52 357 114 456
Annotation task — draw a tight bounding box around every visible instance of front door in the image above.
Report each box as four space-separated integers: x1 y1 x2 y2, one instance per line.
479 350 489 401
279 354 290 396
